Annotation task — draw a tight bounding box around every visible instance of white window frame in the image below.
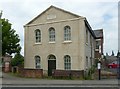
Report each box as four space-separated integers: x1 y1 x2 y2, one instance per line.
64 26 71 41
35 29 41 43
64 55 71 70
35 56 41 69
96 40 101 49
49 27 55 42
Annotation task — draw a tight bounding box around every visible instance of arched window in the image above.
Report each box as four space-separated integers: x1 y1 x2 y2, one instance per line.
64 26 71 41
49 27 55 42
35 56 41 69
35 29 41 43
64 55 71 70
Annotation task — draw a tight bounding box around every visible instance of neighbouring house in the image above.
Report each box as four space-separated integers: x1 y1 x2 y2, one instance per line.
24 5 104 78
94 29 104 60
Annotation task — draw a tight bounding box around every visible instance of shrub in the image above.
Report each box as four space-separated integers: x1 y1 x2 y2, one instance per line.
84 65 96 80
11 53 24 66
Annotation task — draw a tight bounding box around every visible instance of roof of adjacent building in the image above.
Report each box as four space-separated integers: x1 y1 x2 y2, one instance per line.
94 29 103 38
106 56 118 63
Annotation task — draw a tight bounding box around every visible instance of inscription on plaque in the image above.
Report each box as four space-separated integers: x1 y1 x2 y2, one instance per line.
47 14 56 19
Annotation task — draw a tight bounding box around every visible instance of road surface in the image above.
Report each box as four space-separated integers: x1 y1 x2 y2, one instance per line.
1 73 119 88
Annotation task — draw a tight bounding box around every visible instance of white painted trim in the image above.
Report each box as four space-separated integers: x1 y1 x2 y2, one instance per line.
24 17 85 27
49 42 56 44
95 49 99 51
96 39 101 41
63 40 72 43
34 43 42 45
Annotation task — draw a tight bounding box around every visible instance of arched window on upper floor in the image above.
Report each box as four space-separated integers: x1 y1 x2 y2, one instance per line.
35 29 41 43
49 27 55 42
64 26 71 41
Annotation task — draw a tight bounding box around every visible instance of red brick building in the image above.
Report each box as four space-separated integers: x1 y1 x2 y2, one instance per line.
94 29 104 60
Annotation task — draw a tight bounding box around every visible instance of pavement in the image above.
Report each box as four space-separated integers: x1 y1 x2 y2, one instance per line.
1 73 120 88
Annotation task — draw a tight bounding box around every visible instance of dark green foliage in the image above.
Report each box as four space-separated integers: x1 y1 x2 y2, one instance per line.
117 50 120 58
11 53 24 66
1 18 21 56
84 65 96 80
106 53 109 56
111 50 114 56
88 65 96 76
103 55 106 60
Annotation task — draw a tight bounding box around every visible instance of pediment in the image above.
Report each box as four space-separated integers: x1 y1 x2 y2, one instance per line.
26 5 82 25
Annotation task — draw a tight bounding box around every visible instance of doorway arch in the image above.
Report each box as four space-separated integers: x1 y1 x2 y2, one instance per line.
48 54 56 76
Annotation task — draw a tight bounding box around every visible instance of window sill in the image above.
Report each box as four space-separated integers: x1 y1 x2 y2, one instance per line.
63 40 72 44
95 49 99 51
49 42 56 44
34 43 42 45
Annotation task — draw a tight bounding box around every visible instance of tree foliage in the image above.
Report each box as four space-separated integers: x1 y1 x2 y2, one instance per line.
2 18 21 56
11 53 24 66
106 52 109 56
117 50 120 58
111 50 114 56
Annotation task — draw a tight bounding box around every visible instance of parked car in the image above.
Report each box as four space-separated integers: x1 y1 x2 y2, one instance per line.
107 60 120 68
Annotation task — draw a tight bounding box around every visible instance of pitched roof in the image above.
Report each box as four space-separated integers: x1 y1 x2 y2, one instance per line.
94 29 103 38
84 19 96 38
106 56 118 63
25 5 83 25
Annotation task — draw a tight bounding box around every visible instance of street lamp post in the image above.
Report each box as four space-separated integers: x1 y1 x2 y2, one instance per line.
97 60 101 80
97 54 103 80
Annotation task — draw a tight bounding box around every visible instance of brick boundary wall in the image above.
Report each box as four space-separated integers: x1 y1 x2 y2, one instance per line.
18 68 43 78
2 66 12 73
52 70 84 78
94 70 117 79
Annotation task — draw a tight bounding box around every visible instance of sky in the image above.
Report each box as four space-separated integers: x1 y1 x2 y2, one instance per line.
0 0 119 56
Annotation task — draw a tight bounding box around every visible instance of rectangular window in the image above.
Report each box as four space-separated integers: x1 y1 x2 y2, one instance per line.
90 35 92 47
86 56 88 69
96 41 101 49
86 29 88 43
90 57 92 67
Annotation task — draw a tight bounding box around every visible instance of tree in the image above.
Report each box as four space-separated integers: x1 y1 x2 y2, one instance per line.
106 52 109 56
117 50 120 58
1 18 21 56
111 50 114 56
0 11 2 57
11 53 24 66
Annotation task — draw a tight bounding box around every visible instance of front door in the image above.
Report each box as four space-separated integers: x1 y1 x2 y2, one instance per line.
48 60 56 76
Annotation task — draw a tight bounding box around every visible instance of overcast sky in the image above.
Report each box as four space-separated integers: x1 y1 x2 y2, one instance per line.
0 0 119 56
